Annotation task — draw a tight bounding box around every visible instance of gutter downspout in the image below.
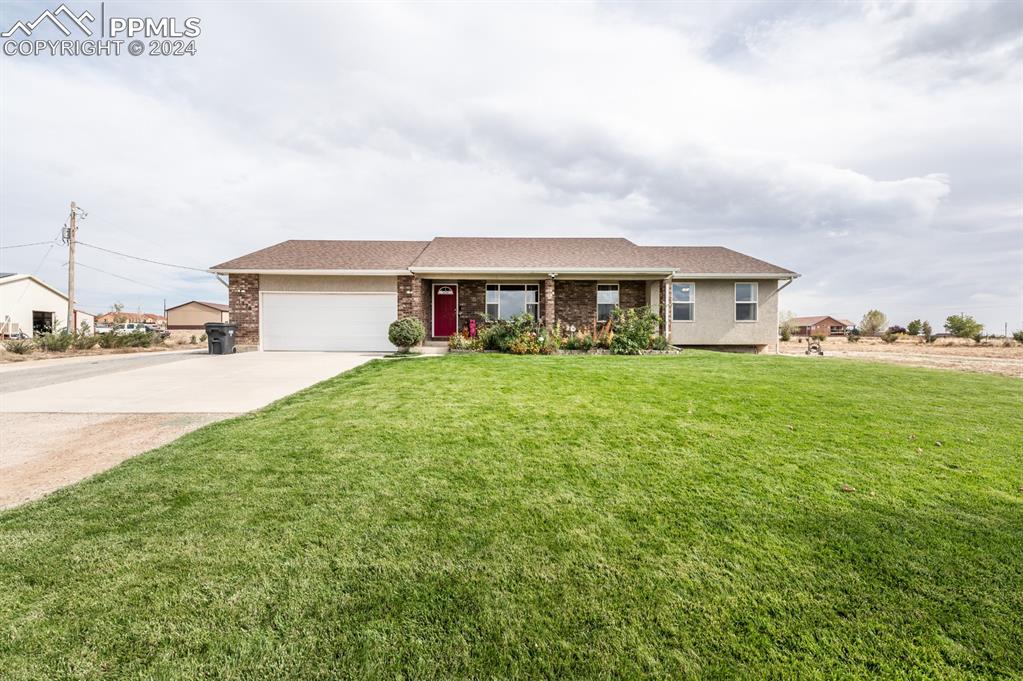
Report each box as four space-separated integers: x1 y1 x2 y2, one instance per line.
774 276 797 354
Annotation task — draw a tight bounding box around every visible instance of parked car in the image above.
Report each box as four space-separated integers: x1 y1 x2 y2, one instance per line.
95 324 112 334
112 323 147 335
143 324 170 339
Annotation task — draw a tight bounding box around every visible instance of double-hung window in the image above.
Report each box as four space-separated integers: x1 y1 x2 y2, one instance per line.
735 282 758 321
486 284 539 320
596 284 619 323
672 282 694 321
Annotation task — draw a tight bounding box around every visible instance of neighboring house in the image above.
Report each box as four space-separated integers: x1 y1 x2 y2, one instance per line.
211 238 799 353
95 311 166 327
789 316 853 337
166 300 230 329
0 273 94 336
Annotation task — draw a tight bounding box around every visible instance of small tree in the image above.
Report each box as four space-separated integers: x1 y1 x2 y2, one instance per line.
388 318 425 352
944 314 983 339
1013 330 1023 344
111 302 127 325
859 310 887 337
921 321 935 344
778 310 795 342
906 319 922 336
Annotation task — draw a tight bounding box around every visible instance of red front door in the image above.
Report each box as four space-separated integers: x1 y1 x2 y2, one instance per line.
433 285 458 336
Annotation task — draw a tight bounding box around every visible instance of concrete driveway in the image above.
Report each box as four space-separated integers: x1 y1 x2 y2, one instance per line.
0 351 379 508
1 351 378 413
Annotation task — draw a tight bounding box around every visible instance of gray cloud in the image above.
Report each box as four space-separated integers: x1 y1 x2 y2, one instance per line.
1 0 1020 330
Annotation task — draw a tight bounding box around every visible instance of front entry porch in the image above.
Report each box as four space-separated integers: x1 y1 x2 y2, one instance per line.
398 275 672 340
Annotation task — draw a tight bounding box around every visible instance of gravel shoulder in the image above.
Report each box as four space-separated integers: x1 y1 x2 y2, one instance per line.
0 412 232 509
778 339 1022 378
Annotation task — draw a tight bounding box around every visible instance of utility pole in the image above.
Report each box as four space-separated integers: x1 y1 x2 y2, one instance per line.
63 202 87 332
65 202 79 333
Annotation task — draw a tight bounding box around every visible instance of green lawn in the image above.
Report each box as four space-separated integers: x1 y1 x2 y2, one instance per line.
1 353 1020 679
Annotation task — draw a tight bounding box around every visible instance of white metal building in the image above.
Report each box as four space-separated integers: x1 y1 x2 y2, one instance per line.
0 273 94 336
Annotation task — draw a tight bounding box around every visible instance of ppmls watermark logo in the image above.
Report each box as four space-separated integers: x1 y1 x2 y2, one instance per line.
2 3 201 57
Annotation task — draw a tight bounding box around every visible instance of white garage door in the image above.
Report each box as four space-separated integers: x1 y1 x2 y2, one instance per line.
261 292 397 351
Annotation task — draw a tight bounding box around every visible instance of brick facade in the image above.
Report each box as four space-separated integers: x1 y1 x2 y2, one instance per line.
552 280 650 332
228 273 260 345
555 280 597 331
619 281 646 310
541 278 555 329
396 275 422 322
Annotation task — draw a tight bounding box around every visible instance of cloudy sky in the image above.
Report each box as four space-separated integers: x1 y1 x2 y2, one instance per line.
2 0 1021 330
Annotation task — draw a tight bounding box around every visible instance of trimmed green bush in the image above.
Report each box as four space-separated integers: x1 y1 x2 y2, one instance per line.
388 318 426 350
650 335 671 351
610 307 660 355
478 314 536 353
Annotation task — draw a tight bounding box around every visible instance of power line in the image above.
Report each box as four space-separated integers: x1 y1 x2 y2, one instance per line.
65 261 164 290
75 240 210 273
1 239 60 249
8 242 58 309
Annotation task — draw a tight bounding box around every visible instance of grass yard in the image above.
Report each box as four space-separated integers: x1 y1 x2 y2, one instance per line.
1 352 1021 679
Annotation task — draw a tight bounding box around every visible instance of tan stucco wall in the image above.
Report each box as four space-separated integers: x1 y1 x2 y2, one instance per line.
670 279 780 347
167 303 229 328
259 275 396 293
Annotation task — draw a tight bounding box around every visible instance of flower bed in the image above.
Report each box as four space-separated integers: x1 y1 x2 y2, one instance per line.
447 308 678 356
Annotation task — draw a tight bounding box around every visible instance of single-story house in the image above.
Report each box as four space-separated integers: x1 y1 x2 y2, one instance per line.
211 238 799 353
0 272 94 336
166 300 230 329
789 316 853 337
94 311 166 327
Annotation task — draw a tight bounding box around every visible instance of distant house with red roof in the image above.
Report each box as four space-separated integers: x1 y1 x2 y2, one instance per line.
95 311 166 327
790 316 854 337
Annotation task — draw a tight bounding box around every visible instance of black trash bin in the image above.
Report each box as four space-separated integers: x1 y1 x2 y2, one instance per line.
204 322 237 355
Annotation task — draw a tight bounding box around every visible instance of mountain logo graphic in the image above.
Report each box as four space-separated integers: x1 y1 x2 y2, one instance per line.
2 4 96 38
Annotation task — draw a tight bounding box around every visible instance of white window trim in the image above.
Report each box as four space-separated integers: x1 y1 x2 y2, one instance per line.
596 283 620 323
735 282 758 322
486 282 540 321
672 281 695 323
432 283 459 337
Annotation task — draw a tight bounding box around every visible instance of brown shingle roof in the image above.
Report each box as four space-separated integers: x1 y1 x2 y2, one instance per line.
211 240 430 271
638 246 796 275
210 238 797 276
410 237 650 269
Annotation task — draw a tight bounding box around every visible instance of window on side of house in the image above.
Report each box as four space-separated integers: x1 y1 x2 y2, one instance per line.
596 284 619 323
735 282 758 321
486 284 539 320
672 282 694 321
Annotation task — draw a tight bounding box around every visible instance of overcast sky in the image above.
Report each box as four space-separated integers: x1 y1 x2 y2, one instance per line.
2 1 1021 330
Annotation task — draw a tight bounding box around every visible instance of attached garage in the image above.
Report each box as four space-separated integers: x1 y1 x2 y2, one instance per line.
261 291 397 351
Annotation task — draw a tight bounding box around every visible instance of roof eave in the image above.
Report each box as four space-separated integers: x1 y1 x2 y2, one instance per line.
676 272 800 279
208 268 409 276
409 267 677 275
